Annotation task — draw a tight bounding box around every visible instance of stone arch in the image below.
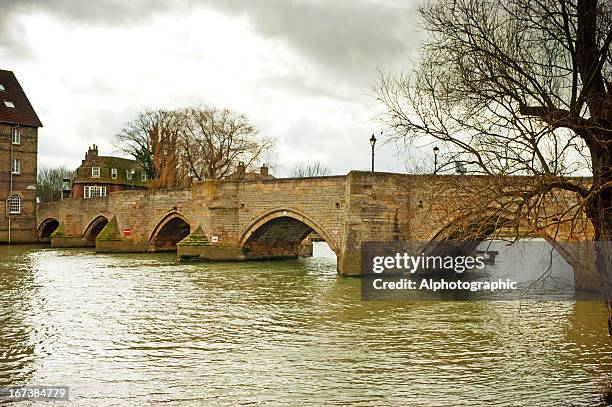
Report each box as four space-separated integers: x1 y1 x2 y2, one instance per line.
425 212 599 292
83 215 109 245
38 218 60 241
240 208 339 259
149 211 192 252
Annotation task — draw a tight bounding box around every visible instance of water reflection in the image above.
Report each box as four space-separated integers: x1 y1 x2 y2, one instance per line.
0 244 610 406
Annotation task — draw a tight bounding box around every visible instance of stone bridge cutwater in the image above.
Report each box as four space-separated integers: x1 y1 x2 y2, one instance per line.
36 171 600 291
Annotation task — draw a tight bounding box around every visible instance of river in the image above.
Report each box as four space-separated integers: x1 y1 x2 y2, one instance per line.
0 244 611 406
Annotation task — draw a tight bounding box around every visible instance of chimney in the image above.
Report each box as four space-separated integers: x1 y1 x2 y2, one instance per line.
85 144 99 160
260 164 268 177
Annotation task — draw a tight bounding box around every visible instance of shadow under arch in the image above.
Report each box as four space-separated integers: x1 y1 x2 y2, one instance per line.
83 215 109 245
149 211 191 252
37 218 59 241
239 208 339 260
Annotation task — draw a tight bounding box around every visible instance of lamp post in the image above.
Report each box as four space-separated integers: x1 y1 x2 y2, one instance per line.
370 133 378 172
130 169 135 190
433 146 440 175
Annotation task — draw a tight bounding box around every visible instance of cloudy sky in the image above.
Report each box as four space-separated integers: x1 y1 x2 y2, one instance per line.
1 0 425 176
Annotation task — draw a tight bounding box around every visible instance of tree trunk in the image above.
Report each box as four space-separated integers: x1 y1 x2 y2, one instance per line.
588 151 612 337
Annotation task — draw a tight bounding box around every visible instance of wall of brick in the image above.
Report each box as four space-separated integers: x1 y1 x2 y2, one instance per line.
0 124 38 243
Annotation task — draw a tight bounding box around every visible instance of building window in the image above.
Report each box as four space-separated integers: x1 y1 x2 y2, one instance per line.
4 101 15 108
141 172 147 182
11 158 20 174
111 168 117 179
91 167 100 178
126 169 133 180
11 128 20 145
8 195 21 214
84 186 107 199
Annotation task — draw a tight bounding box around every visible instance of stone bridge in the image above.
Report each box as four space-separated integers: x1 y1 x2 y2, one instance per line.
36 171 600 291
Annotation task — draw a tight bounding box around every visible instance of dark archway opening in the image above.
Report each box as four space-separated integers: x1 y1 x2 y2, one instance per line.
151 217 191 252
84 217 109 246
39 219 59 242
244 216 335 260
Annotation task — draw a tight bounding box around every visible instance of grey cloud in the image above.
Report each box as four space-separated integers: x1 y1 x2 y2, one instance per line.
0 0 422 84
203 0 421 83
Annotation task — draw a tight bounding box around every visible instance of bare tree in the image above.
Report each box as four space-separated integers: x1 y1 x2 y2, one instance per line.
116 107 275 186
37 166 73 203
115 110 161 180
115 109 186 189
290 162 331 177
377 0 612 333
178 107 275 181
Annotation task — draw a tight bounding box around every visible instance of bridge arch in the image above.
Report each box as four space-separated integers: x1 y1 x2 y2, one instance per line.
149 211 192 252
425 212 599 291
38 218 60 241
83 215 109 245
240 208 339 259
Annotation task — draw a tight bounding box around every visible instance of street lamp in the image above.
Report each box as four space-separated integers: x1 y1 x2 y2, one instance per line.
370 133 378 172
62 178 71 199
130 169 136 190
433 146 440 174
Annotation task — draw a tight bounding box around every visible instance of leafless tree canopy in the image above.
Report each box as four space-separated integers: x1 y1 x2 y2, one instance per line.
180 108 274 181
290 162 331 178
377 0 612 333
116 107 275 188
37 166 73 203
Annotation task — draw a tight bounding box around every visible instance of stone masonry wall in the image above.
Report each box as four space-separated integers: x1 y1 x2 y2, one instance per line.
37 171 598 290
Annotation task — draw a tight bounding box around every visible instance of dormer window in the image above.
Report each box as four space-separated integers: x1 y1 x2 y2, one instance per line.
111 168 117 179
91 167 100 178
4 101 15 108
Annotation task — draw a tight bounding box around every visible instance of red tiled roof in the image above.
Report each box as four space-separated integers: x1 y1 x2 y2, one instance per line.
0 69 43 128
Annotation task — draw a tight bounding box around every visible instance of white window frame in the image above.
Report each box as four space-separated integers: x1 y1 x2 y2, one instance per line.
8 195 21 214
4 101 15 108
111 168 117 179
141 172 147 182
0 84 5 91
84 186 107 199
126 169 133 180
11 158 20 175
91 167 100 178
11 128 20 145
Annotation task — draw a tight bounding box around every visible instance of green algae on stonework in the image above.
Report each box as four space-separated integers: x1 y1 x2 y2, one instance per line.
177 226 210 246
97 217 122 241
50 224 64 237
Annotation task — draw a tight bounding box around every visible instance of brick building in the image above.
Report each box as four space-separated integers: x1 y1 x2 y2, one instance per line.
0 70 42 243
71 145 150 199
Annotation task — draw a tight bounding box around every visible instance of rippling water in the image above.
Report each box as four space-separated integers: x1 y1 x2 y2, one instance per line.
0 244 611 406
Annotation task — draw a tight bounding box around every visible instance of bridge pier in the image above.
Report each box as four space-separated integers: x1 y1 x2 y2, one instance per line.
176 227 245 261
51 236 91 248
